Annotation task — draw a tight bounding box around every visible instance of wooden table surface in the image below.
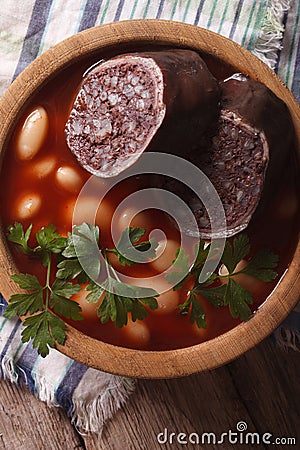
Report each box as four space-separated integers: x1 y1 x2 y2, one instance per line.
0 336 299 450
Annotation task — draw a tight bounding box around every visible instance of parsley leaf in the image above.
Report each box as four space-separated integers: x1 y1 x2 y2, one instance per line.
109 227 158 266
239 249 278 281
165 247 190 288
36 225 67 265
86 281 106 303
4 292 43 318
224 278 253 321
21 311 67 357
50 279 82 321
193 240 210 269
87 278 158 327
96 291 158 327
56 258 84 280
36 224 67 253
130 297 158 321
165 240 209 290
51 279 81 298
190 294 206 328
63 223 101 280
195 284 226 307
11 273 42 291
177 292 206 328
97 291 118 324
221 234 250 274
7 222 33 254
4 273 43 318
130 299 149 322
126 227 146 244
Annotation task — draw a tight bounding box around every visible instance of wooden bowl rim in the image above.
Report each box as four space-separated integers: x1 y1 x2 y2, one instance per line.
0 19 299 379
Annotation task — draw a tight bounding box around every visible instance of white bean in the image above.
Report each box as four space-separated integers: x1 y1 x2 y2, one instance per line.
192 322 208 337
55 166 83 193
150 239 180 273
15 193 42 219
155 288 180 315
219 260 246 278
64 196 113 229
122 318 150 348
117 207 152 231
17 106 48 160
131 277 179 315
30 156 56 179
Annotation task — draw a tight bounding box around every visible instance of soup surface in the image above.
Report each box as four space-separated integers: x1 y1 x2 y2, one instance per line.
0 48 299 351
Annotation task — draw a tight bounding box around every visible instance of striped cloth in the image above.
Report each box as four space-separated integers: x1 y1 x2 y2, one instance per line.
0 0 299 436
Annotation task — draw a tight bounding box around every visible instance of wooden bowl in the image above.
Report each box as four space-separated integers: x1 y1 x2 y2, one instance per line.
0 20 299 378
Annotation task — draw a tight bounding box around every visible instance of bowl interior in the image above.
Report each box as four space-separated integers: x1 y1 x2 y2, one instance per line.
0 20 299 378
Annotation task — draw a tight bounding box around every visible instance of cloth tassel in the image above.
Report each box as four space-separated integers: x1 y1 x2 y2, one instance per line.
70 375 136 436
34 375 59 406
252 0 292 68
1 354 19 384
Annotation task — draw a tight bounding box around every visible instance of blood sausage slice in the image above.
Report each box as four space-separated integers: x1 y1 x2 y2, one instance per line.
65 49 220 177
191 74 294 238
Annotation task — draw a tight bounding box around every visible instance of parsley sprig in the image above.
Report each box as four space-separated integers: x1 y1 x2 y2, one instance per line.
4 222 159 356
4 222 279 357
57 224 159 328
169 234 279 327
5 224 82 356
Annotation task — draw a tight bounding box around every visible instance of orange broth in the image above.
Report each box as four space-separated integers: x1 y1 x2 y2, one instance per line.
0 50 299 351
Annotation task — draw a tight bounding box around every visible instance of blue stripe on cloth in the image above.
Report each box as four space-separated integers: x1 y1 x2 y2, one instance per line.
156 0 165 19
15 342 39 392
31 355 43 396
194 0 206 25
75 0 88 31
55 360 89 414
114 0 125 21
13 0 55 79
0 320 22 365
229 0 244 40
38 0 57 53
78 0 103 31
53 358 74 395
